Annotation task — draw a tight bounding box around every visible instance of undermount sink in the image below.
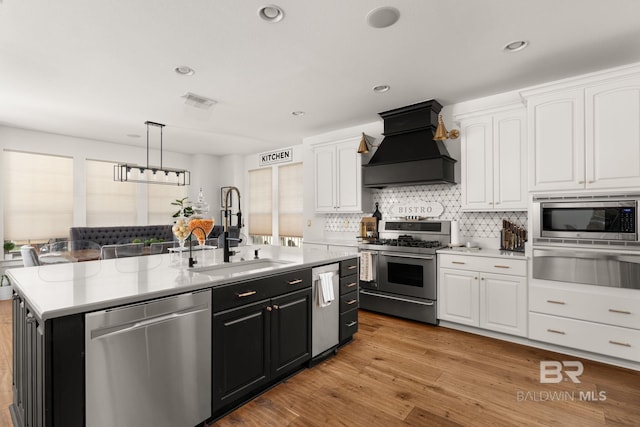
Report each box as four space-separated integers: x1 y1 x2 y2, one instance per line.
191 258 292 275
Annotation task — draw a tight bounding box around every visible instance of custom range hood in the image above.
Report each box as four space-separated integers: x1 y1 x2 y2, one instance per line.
362 100 457 188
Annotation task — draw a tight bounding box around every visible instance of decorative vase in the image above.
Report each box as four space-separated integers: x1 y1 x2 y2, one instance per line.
189 187 214 246
172 216 191 251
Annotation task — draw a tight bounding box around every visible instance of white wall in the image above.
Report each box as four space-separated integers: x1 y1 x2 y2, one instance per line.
0 125 222 248
243 145 304 242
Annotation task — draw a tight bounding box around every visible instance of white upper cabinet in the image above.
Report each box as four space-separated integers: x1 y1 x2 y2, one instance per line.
459 106 527 211
585 76 640 190
313 136 370 213
524 70 640 192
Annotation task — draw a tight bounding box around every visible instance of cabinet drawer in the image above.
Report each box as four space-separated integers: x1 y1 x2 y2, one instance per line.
212 280 272 312
530 285 640 329
267 269 312 297
340 308 358 341
439 254 526 276
340 291 358 313
529 312 640 362
340 258 359 277
339 274 358 295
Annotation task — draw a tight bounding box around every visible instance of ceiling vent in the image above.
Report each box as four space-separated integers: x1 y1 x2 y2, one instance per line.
181 92 217 109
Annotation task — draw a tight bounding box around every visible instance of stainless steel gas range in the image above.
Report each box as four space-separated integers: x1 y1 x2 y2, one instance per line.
358 220 451 325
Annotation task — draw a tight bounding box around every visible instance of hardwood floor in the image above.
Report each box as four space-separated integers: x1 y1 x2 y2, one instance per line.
0 300 639 426
210 310 640 427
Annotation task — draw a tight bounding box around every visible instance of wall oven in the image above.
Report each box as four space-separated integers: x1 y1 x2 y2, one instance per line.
532 195 639 245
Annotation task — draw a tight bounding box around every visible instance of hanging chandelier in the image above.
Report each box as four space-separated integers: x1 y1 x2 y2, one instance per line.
113 121 191 186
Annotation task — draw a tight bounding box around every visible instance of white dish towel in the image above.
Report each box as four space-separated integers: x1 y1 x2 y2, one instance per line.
360 251 373 282
318 271 335 307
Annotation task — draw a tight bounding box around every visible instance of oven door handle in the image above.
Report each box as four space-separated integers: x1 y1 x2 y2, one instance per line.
534 248 640 264
380 252 434 260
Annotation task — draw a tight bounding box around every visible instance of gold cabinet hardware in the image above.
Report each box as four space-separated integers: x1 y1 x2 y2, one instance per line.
288 279 303 285
608 340 631 347
266 306 272 312
347 265 357 270
273 305 279 310
494 265 510 269
547 329 566 335
547 300 566 305
346 321 357 327
237 290 257 298
346 299 357 305
608 308 632 314
452 261 465 265
347 282 357 288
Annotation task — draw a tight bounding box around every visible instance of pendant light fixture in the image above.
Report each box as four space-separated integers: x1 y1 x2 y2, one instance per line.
114 121 191 186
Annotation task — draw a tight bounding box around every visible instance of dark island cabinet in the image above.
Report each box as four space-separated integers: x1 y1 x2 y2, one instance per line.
11 293 85 427
339 259 359 344
211 269 312 418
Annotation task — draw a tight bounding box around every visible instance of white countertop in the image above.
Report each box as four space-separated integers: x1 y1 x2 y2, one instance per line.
7 245 357 321
437 247 529 259
303 238 359 247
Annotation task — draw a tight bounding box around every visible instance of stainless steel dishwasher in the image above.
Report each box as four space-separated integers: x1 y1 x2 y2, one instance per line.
85 290 212 427
311 263 340 359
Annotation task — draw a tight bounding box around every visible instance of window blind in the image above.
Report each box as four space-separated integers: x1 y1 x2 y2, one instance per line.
86 159 136 226
148 184 188 225
278 163 303 237
2 151 74 241
248 168 272 236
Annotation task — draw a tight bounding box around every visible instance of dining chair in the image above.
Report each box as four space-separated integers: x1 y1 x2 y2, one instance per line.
150 241 175 255
99 244 118 260
114 243 144 258
40 240 101 263
20 245 41 267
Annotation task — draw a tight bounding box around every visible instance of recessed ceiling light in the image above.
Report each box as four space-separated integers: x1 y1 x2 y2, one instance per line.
291 111 305 116
503 40 528 53
373 85 390 93
366 7 400 28
258 5 285 23
175 66 195 76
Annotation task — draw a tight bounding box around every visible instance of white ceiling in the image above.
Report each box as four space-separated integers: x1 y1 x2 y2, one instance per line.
2 0 640 156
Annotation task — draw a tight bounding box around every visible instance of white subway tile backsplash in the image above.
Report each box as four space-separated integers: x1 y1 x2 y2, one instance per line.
324 184 528 239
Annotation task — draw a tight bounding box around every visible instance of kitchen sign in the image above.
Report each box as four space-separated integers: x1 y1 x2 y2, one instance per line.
259 147 293 166
388 201 444 218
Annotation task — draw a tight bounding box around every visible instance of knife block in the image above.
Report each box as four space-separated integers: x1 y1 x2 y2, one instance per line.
499 229 525 252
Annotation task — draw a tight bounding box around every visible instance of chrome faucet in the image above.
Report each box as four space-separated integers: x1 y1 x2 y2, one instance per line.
187 226 206 268
222 186 243 263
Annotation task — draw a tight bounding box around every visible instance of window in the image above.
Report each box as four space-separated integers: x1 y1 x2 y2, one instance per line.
278 163 303 247
248 168 272 243
148 184 188 225
2 150 74 243
86 160 137 226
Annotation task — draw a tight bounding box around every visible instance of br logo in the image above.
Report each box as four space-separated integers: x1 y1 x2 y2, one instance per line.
540 361 584 383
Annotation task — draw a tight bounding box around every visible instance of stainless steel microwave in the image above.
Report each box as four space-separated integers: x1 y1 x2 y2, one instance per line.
532 197 638 242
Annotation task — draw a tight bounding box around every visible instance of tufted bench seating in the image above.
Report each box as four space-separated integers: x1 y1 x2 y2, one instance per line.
69 225 175 247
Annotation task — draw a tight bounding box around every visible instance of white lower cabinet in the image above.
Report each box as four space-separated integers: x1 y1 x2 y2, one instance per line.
438 254 527 337
529 282 640 362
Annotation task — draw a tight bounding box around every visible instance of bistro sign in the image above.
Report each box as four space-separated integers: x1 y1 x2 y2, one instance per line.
388 201 444 218
259 148 293 166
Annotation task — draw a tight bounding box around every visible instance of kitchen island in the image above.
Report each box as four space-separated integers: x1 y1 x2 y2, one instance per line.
7 245 359 427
